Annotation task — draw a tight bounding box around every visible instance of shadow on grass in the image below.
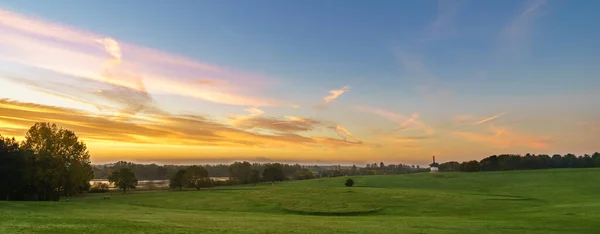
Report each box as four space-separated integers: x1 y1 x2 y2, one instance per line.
280 207 383 216
468 193 541 202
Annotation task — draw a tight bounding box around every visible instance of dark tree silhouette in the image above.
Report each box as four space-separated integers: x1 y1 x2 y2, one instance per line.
0 136 24 201
229 161 252 184
345 178 354 187
249 169 261 185
460 161 481 172
263 164 285 184
169 169 188 191
108 168 138 193
186 166 209 190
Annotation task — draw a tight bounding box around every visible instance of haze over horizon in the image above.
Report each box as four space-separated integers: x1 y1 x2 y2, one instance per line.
1 0 598 165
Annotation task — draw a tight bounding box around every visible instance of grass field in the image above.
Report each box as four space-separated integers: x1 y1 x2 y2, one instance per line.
1 168 599 233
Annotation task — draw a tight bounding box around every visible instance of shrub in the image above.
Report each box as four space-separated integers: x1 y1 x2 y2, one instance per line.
345 178 354 187
89 182 109 193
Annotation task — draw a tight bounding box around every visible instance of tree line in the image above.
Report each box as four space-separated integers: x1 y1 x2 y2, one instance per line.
0 123 93 201
3 122 599 200
438 153 600 172
92 161 428 184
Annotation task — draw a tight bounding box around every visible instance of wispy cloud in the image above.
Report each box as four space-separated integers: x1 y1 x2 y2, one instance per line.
0 9 280 107
502 0 548 55
96 37 122 67
394 51 452 100
473 112 506 125
454 125 550 150
334 125 362 143
390 145 421 151
228 108 322 133
323 85 350 104
356 106 435 136
0 99 365 151
426 0 461 41
1 71 161 117
226 107 366 150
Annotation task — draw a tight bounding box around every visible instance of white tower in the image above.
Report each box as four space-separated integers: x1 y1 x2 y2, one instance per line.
430 156 439 173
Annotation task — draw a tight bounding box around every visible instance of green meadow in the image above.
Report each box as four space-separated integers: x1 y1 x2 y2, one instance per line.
1 168 599 233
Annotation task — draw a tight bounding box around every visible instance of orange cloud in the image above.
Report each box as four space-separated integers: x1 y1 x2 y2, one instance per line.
454 125 550 150
390 145 421 150
334 125 362 143
0 9 279 107
312 137 364 150
228 108 324 133
0 100 365 153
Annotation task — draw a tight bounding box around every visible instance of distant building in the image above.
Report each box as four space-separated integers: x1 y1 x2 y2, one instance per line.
429 156 439 173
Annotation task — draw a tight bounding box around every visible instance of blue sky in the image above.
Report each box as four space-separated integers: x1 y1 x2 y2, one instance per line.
0 0 598 164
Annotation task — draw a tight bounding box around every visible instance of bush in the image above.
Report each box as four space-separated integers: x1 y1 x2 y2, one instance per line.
345 178 354 187
89 182 109 193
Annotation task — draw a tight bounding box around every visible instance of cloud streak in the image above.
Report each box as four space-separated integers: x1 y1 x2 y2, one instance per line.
356 106 435 136
473 112 506 125
502 0 548 55
0 9 280 107
0 99 365 151
394 51 452 100
427 0 460 41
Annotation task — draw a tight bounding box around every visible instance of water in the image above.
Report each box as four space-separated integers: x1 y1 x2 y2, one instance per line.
90 177 229 189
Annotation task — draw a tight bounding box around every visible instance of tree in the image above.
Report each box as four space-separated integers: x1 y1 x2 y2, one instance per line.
186 166 209 190
229 161 252 184
249 169 261 185
439 161 460 172
593 152 600 167
263 164 285 184
551 154 564 168
0 136 25 201
351 165 357 175
345 178 354 187
108 168 138 193
460 161 481 172
169 169 188 191
21 123 93 197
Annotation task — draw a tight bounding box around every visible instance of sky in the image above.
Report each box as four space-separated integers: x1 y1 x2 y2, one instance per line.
0 0 599 165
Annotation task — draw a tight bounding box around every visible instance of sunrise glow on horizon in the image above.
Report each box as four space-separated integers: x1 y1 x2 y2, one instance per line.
1 1 598 165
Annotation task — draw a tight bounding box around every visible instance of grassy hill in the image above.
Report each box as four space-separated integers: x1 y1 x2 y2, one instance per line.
1 168 599 233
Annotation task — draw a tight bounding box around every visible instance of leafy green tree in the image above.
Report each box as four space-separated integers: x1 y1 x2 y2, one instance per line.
439 161 460 172
228 161 252 184
169 169 188 191
345 178 354 187
460 160 481 172
263 164 285 184
249 169 261 185
108 168 138 193
186 166 209 190
21 123 93 197
593 152 600 167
